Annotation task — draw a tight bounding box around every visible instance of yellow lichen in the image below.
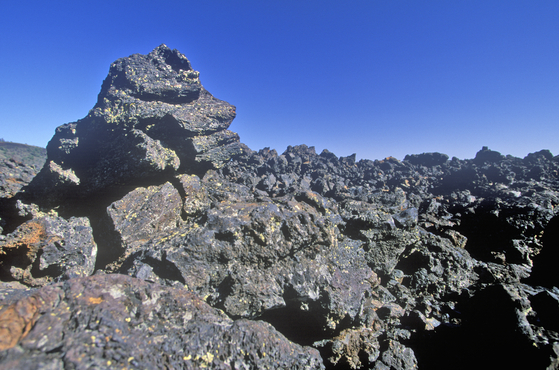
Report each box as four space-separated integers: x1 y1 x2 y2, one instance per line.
88 297 103 305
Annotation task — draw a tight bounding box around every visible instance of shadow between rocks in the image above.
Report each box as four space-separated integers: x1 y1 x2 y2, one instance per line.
405 285 550 370
258 287 345 348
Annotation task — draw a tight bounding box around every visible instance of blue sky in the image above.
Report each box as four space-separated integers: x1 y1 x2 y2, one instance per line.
1 1 558 160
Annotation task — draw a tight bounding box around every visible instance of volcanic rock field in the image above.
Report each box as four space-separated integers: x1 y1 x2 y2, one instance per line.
1 45 558 369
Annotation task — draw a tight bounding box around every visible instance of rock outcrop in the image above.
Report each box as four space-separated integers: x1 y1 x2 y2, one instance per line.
1 45 559 369
25 44 242 209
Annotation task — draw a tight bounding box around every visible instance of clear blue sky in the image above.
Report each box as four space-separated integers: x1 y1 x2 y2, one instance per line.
1 1 558 160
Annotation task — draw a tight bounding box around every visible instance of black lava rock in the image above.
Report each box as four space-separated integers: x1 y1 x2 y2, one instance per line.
1 46 559 369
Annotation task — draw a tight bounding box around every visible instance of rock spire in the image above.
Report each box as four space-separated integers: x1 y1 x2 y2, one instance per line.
27 44 243 207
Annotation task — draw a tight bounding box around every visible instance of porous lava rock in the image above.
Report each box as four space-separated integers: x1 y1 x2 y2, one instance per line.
0 144 46 199
0 274 323 369
0 212 96 287
25 44 242 209
2 45 559 369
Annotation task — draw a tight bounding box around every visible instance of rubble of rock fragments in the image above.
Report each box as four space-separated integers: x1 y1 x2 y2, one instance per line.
1 45 558 369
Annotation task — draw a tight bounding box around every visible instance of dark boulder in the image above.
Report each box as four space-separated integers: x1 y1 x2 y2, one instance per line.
0 142 46 199
473 146 505 164
404 152 449 167
25 44 242 209
0 214 96 286
524 149 554 163
0 274 324 369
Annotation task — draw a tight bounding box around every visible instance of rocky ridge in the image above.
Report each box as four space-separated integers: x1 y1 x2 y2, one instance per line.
1 45 559 369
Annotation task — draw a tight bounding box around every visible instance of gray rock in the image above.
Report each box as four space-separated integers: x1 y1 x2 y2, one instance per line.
0 274 324 369
25 44 242 208
0 215 96 286
2 45 559 369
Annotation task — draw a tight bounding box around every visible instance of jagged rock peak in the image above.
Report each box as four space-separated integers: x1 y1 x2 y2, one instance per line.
25 45 243 208
97 44 201 105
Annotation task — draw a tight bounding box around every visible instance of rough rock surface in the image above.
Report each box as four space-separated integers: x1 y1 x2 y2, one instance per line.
0 210 96 287
0 274 323 369
0 142 46 199
1 45 559 369
24 44 242 209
